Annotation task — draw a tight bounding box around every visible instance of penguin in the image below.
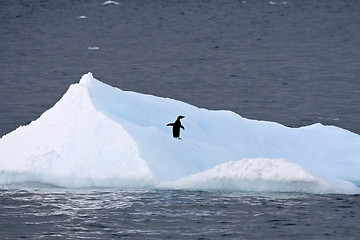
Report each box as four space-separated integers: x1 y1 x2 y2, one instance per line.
167 115 185 139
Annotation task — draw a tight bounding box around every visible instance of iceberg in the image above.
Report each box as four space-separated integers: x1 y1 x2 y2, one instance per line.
0 73 359 194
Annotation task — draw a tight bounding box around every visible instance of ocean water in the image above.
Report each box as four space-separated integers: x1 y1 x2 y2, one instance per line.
1 0 360 239
1 186 360 239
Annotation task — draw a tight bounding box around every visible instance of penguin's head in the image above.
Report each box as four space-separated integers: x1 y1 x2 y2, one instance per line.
177 115 185 120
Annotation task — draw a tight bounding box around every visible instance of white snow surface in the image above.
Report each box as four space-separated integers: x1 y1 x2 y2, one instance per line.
0 73 359 194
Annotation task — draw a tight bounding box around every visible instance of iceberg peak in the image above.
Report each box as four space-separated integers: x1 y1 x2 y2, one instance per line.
79 72 95 87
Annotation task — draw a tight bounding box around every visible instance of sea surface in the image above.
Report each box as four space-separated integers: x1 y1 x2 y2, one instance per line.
1 0 360 239
1 186 360 239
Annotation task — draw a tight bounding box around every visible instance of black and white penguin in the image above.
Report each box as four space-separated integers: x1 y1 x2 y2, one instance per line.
167 115 185 139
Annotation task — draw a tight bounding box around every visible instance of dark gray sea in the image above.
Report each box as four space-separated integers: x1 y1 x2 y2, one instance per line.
1 0 360 239
1 186 360 239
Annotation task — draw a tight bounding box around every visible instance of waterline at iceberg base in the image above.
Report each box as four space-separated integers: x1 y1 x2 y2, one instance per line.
0 73 359 194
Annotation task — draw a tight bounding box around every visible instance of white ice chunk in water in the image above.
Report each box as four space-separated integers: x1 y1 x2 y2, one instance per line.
0 72 359 194
102 1 120 5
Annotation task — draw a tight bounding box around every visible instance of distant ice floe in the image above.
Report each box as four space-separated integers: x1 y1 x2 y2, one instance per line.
102 1 120 5
88 46 100 50
269 1 287 5
318 117 340 121
77 16 87 19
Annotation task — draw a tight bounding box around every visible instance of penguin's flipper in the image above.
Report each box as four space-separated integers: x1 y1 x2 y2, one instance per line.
180 125 185 130
167 123 174 126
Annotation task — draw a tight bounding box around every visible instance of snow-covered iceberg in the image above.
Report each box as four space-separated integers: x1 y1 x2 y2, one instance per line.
0 73 359 194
